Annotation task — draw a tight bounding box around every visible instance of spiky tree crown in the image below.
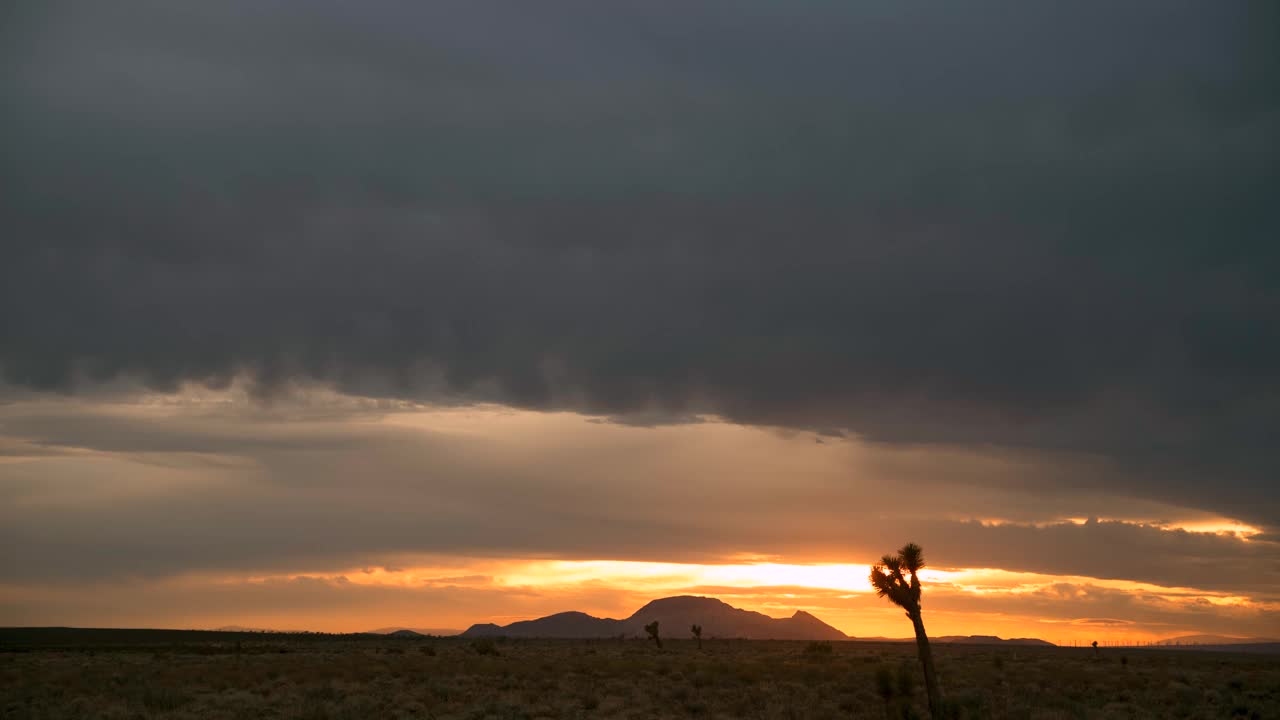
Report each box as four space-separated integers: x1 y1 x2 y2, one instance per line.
869 543 925 614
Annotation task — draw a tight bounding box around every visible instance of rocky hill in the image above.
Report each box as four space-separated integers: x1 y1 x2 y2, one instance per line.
461 596 847 640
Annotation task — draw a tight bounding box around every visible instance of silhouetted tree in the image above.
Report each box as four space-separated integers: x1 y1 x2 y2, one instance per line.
870 543 941 718
1092 640 1099 659
691 624 702 650
644 621 662 649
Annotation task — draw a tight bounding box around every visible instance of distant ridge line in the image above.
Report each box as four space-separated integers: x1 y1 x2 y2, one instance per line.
460 595 846 641
459 595 1059 645
7 623 1275 653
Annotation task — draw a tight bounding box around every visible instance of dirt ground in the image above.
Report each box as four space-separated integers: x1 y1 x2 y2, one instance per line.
2 630 1277 719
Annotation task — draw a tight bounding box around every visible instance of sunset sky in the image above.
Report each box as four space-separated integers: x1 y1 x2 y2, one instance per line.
2 2 1277 644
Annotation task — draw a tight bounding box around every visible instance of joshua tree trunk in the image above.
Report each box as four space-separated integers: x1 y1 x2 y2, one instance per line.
870 543 942 719
909 607 942 718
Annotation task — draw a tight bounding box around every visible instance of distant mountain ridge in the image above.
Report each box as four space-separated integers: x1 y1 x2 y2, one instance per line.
934 635 1054 646
461 596 847 641
365 627 463 637
460 595 1063 645
1156 634 1278 646
851 634 1053 646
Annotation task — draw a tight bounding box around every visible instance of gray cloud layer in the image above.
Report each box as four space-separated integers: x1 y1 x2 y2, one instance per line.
3 2 1278 527
2 398 1277 598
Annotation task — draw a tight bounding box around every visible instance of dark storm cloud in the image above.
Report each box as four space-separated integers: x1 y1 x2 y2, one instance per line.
3 3 1278 524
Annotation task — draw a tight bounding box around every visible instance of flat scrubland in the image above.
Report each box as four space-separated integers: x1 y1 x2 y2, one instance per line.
2 630 1277 719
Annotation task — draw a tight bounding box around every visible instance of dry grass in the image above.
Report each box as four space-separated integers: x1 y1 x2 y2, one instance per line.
2 633 1277 719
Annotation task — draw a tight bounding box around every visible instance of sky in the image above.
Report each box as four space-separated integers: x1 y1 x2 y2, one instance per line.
2 2 1278 643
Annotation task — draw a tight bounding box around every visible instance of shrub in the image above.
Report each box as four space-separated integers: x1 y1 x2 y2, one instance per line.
940 690 989 720
644 621 662 649
470 638 500 656
140 685 191 711
876 664 895 702
896 660 916 696
803 641 833 660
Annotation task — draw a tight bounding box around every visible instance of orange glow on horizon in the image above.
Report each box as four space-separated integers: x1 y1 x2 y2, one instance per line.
4 390 1270 645
210 557 1274 644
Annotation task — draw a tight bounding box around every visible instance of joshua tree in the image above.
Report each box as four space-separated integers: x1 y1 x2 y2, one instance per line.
870 542 941 718
691 624 703 650
644 621 662 649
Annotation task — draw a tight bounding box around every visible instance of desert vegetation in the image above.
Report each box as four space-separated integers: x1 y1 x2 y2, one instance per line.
644 621 662 650
870 543 939 716
3 629 1278 719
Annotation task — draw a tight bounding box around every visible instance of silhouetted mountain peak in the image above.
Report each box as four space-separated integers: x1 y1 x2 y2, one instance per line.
462 595 847 640
934 635 1055 646
630 596 733 615
544 611 603 620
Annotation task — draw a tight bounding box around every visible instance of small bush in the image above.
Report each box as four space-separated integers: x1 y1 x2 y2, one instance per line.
141 685 191 711
803 641 833 660
941 690 989 720
876 665 895 702
470 638 500 656
896 660 916 696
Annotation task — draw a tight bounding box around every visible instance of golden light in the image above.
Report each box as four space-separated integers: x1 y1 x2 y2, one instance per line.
497 560 876 594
